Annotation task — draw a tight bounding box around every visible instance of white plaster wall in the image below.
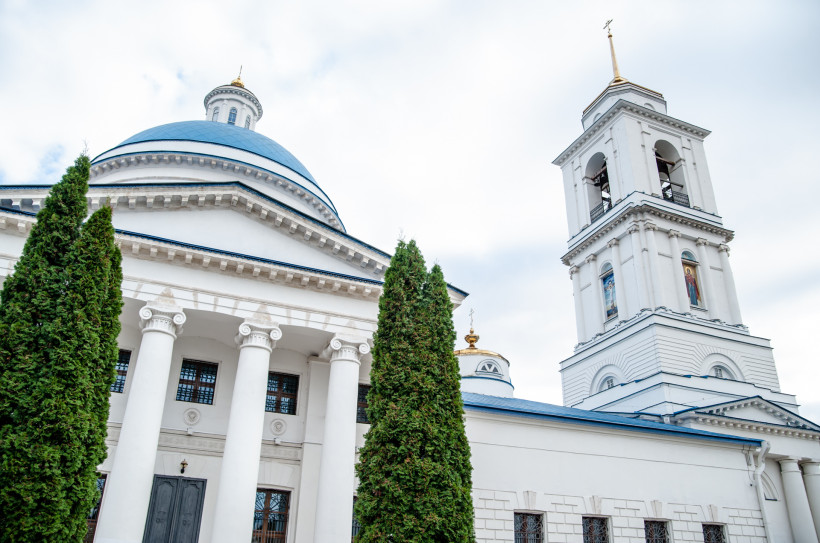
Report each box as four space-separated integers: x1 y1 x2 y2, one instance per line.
466 411 765 543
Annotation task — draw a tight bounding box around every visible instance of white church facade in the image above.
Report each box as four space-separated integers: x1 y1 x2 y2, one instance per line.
1 49 819 543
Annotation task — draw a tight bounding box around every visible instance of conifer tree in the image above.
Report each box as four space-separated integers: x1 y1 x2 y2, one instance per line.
0 156 122 542
355 240 475 543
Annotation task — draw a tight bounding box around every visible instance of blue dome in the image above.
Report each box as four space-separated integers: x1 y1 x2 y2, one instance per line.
99 120 317 185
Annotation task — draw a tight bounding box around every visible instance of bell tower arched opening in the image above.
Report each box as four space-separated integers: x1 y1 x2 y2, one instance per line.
585 153 611 223
655 140 689 208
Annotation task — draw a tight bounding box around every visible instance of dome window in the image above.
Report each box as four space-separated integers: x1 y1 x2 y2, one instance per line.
476 360 502 378
228 107 237 125
211 107 219 122
245 115 251 129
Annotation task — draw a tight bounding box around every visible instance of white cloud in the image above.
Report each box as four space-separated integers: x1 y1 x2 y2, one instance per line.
1 0 818 414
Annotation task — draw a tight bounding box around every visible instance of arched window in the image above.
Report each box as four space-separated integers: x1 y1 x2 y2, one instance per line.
476 360 503 378
600 262 617 320
228 107 237 125
211 107 219 122
586 153 611 223
681 251 703 307
655 140 689 207
710 365 735 380
245 115 251 129
598 376 617 392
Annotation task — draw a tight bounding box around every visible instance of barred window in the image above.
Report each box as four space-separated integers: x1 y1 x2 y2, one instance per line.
702 524 726 543
644 520 669 543
583 517 609 543
84 474 107 543
356 384 371 424
110 350 131 393
266 373 299 415
176 360 218 405
253 489 289 543
514 513 543 543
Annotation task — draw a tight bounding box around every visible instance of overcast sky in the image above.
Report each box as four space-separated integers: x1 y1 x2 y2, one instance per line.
1 0 818 419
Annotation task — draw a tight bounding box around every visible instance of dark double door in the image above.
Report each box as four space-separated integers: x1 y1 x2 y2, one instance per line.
143 475 206 543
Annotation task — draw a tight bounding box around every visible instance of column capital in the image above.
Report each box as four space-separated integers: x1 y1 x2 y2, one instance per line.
718 243 731 254
569 265 580 277
584 254 597 264
325 335 370 365
606 238 620 248
803 461 820 475
139 304 186 338
235 320 282 353
696 237 710 247
667 229 681 239
644 222 658 231
780 457 802 472
627 224 641 235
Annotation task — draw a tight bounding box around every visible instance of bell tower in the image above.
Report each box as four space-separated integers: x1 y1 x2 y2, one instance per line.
552 26 796 415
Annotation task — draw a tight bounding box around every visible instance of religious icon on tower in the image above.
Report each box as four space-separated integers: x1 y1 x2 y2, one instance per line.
683 265 702 306
601 270 618 319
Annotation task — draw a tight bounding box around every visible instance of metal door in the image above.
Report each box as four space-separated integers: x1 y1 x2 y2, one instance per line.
143 475 206 543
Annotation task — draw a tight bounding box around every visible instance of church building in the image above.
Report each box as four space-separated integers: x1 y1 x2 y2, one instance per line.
0 34 819 543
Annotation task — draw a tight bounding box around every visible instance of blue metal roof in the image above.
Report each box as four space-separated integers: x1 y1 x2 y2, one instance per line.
462 392 762 446
95 121 318 184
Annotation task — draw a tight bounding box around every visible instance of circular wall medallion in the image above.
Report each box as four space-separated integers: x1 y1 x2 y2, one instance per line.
183 408 201 426
270 419 287 436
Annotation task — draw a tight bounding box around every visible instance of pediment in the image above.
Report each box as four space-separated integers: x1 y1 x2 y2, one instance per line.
691 397 820 432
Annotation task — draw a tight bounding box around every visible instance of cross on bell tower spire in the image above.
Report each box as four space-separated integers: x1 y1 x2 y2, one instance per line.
604 19 626 84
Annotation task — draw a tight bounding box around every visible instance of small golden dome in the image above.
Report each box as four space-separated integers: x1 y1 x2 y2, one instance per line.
230 76 245 88
464 328 479 349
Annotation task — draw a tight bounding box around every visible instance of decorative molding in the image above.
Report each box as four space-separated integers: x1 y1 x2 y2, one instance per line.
561 204 734 266
235 320 283 352
183 408 201 426
139 304 186 337
270 419 287 436
203 85 263 118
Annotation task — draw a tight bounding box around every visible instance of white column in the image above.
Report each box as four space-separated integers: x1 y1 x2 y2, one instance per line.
314 336 370 543
211 321 283 542
780 458 820 543
570 265 586 341
644 223 662 309
667 230 690 313
607 238 628 319
628 224 651 310
95 304 186 543
804 461 820 538
718 244 743 325
695 238 719 319
586 254 604 334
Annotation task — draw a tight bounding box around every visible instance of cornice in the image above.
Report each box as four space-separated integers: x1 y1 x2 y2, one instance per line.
561 203 734 266
553 99 711 166
675 411 820 442
0 183 386 276
88 151 340 228
692 398 820 432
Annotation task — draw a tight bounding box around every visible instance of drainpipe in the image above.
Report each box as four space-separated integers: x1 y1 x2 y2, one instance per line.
752 441 773 542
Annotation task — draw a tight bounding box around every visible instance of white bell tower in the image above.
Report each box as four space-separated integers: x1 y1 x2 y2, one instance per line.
553 26 796 415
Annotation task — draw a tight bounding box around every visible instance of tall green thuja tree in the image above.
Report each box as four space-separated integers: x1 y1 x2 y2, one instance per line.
355 240 475 543
0 156 123 542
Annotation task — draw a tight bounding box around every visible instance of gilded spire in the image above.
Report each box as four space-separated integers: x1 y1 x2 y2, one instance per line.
231 65 245 88
604 19 626 85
